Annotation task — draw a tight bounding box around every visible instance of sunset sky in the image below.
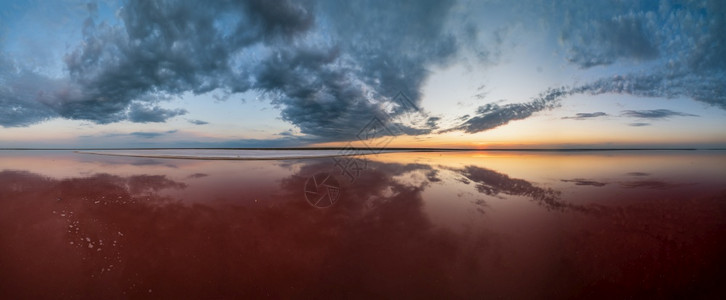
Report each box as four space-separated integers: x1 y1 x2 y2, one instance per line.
1 0 725 148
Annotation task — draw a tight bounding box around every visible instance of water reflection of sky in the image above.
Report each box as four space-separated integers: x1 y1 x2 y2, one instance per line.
1 150 725 298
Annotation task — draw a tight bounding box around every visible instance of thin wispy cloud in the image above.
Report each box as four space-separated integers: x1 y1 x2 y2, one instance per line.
561 112 609 120
561 179 608 187
445 87 568 133
626 172 650 177
130 130 178 139
128 104 188 123
621 109 698 119
187 119 209 125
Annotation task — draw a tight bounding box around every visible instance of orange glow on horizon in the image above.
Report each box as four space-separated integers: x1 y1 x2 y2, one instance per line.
310 132 726 149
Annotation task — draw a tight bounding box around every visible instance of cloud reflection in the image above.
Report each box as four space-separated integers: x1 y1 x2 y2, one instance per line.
1 151 725 298
619 180 684 190
0 166 480 298
562 178 608 187
448 165 593 212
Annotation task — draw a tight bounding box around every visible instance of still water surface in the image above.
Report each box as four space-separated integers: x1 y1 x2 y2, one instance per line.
1 150 724 298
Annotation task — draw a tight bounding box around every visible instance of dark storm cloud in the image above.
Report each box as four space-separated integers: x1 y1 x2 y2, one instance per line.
0 93 55 127
58 0 314 122
2 0 461 142
445 87 568 133
561 112 608 120
563 13 659 68
258 0 459 139
319 0 457 101
0 59 60 126
621 109 698 119
1 0 316 127
252 46 376 139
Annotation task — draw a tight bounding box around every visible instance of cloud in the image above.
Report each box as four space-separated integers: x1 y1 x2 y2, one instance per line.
130 130 178 139
187 119 209 125
2 0 725 143
561 112 608 120
2 0 462 142
425 117 441 129
560 1 726 109
187 173 209 179
1 0 316 127
450 165 587 212
628 122 651 127
561 179 608 187
58 0 314 123
0 59 60 126
445 87 568 133
174 136 318 148
626 172 650 177
562 13 660 68
620 180 684 190
256 0 459 139
276 129 295 137
572 71 726 110
453 0 726 132
127 103 187 123
621 109 698 119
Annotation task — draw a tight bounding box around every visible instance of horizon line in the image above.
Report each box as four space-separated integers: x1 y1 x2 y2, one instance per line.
1 147 725 151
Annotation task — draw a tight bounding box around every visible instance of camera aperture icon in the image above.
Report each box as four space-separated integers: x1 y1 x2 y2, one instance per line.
304 172 341 208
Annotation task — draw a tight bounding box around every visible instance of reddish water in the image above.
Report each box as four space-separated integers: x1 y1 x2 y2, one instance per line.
1 150 725 299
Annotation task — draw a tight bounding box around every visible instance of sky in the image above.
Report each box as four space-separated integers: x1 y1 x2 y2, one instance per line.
1 0 725 149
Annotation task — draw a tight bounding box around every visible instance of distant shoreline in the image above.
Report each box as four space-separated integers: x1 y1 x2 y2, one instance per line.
73 150 361 161
0 147 724 151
